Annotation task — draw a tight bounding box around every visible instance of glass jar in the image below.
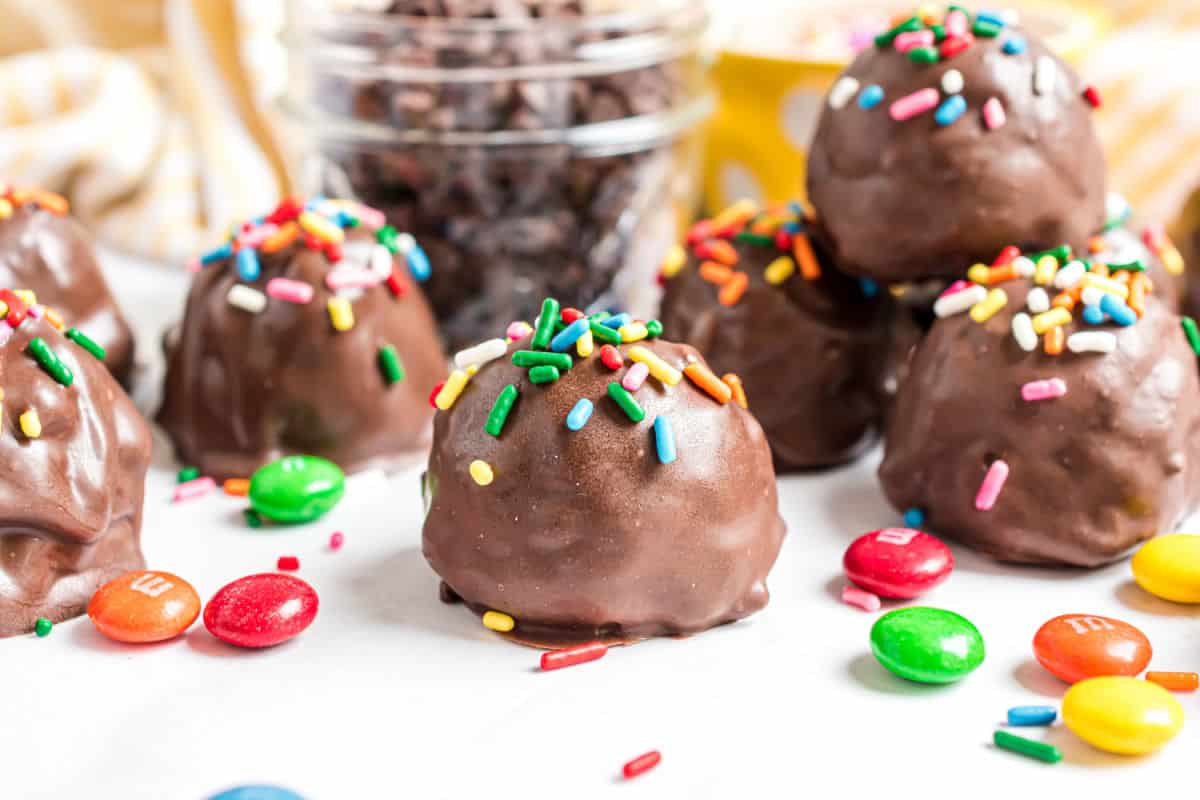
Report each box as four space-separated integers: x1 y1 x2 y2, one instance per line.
281 0 712 350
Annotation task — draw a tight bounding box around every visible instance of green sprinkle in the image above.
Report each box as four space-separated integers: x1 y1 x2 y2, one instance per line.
27 337 73 387
993 730 1062 764
874 16 921 48
1029 244 1072 263
931 24 946 42
65 328 105 361
972 19 1003 37
607 382 645 423
588 320 621 345
34 617 52 637
378 344 405 385
528 365 561 384
531 298 560 350
485 384 519 437
907 46 939 64
344 215 361 228
512 351 572 370
734 232 772 246
177 466 200 483
646 319 663 338
377 224 399 252
244 508 263 528
1107 260 1147 273
552 318 567 335
588 312 611 324
1182 317 1200 355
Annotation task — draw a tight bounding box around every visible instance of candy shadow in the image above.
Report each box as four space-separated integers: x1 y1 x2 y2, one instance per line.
1012 659 1067 699
1039 724 1152 768
1114 579 1200 618
946 546 1096 582
846 652 949 695
68 615 193 654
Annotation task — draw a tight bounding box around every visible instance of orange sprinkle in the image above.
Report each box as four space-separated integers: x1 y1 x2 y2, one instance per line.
1044 326 1064 355
1145 671 1199 692
718 272 749 306
699 239 738 266
1088 261 1109 277
684 362 732 404
1051 292 1076 311
722 373 748 408
1114 270 1131 285
987 264 1018 284
1129 279 1147 318
1088 235 1107 254
261 221 300 254
223 478 250 496
1132 271 1154 293
43 307 65 331
698 261 733 285
792 233 821 280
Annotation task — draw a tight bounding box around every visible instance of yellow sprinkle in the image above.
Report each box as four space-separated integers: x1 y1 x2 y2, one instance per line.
1163 246 1184 276
435 369 471 411
1031 306 1072 334
298 210 345 244
711 198 759 230
1034 255 1059 286
969 288 1007 323
628 345 681 385
764 256 795 285
618 322 648 343
466 365 479 377
0 198 11 220
576 329 594 358
482 610 514 632
1081 274 1130 299
660 244 687 279
0 301 8 318
19 409 41 439
13 289 36 307
469 459 494 486
966 264 990 285
327 297 355 331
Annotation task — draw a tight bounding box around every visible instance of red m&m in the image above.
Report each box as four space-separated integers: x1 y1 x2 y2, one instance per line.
843 528 953 599
204 573 319 648
1032 614 1152 684
88 570 201 643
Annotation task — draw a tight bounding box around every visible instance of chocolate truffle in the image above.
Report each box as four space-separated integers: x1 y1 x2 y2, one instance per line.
880 255 1200 567
659 203 893 469
422 320 786 645
0 294 151 636
0 185 136 385
158 198 447 481
806 12 1106 284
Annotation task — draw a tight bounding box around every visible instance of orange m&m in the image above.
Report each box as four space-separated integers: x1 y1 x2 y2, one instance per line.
88 570 201 643
1032 613 1151 685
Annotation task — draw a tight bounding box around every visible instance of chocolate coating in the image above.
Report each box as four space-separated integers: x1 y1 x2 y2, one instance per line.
0 314 150 636
807 26 1106 283
880 283 1200 566
422 336 786 645
660 235 893 470
158 225 447 481
0 203 136 385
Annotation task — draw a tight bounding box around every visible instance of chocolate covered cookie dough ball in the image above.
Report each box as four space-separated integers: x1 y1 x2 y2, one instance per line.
806 10 1106 284
158 197 447 480
0 292 150 636
880 248 1200 567
0 185 136 384
659 202 893 469
423 311 786 645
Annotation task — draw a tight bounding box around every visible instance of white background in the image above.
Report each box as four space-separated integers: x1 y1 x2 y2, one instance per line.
3 251 1199 800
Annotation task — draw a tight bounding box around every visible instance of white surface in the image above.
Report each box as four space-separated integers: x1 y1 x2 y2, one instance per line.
5 250 1200 800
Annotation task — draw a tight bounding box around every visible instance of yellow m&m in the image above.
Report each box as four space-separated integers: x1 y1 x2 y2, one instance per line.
1132 534 1200 603
1062 677 1183 755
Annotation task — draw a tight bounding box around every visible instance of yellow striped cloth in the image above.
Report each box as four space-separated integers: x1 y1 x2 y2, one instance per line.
0 0 289 263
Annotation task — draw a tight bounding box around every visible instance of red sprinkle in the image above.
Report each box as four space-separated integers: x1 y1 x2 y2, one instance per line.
774 230 793 251
599 344 624 370
267 197 303 225
540 641 608 671
277 556 300 571
1083 85 1102 108
561 307 585 324
324 241 343 263
302 233 323 251
686 220 715 245
428 381 445 409
939 33 974 58
622 751 661 780
1142 223 1166 251
385 269 408 297
329 531 345 550
991 245 1020 267
0 289 27 328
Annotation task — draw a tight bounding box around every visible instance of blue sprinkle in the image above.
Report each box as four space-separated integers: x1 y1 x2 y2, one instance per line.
934 95 967 126
304 195 327 211
903 507 925 528
207 786 306 800
858 84 885 109
653 416 677 465
602 313 631 329
1082 303 1106 325
236 247 260 281
550 318 590 352
788 201 805 216
859 278 879 298
977 10 1008 27
1100 293 1137 326
336 209 357 227
566 398 593 431
200 243 233 265
782 221 802 233
1002 35 1026 55
1006 706 1057 727
406 244 431 282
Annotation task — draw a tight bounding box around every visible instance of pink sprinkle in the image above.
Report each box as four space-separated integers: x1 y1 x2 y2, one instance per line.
236 223 279 249
277 555 300 571
975 459 1010 511
946 9 969 37
622 362 649 391
266 277 315 304
25 305 42 319
325 267 383 291
890 88 940 121
187 258 203 273
940 280 973 297
329 531 345 550
0 326 13 347
349 203 386 230
983 97 1007 130
842 586 882 612
848 29 875 53
506 320 533 341
1021 378 1067 402
1142 223 1166 251
173 476 216 503
894 29 934 52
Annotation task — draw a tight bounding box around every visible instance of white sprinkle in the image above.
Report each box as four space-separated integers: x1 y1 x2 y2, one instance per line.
941 69 964 95
394 232 416 255
1034 55 1056 96
933 284 989 318
1003 8 1021 25
1012 312 1037 351
829 76 861 110
370 244 394 278
1080 286 1105 307
1054 259 1087 289
454 338 508 370
1012 256 1036 278
226 284 267 313
1067 331 1117 354
1026 287 1050 313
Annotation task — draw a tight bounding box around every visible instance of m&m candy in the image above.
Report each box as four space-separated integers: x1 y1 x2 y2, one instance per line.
248 455 345 524
207 786 306 800
843 528 953 599
869 607 985 684
87 570 201 643
1131 533 1200 603
1062 677 1184 755
203 573 319 648
1032 614 1151 684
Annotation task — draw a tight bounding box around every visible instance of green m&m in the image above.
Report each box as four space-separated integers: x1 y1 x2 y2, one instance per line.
869 607 985 684
248 455 345 524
